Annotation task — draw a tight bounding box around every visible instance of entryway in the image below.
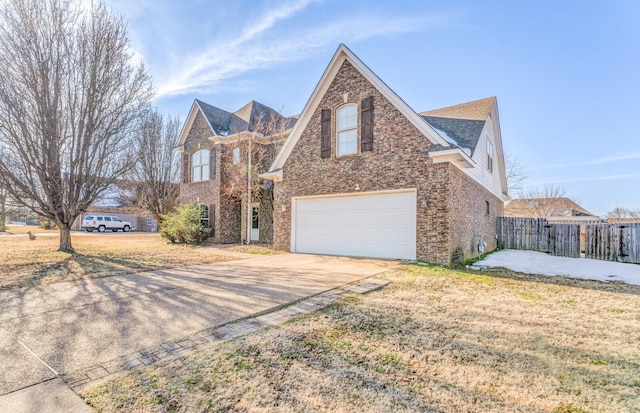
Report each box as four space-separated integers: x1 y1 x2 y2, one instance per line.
250 206 259 241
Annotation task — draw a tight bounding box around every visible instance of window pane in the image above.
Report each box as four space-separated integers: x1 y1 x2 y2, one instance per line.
202 164 209 179
104 217 111 222
192 167 201 182
252 207 259 229
337 104 357 130
192 151 200 166
347 138 357 155
202 149 209 164
233 148 240 164
337 129 357 156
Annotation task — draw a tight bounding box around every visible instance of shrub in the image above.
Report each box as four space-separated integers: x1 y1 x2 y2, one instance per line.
160 204 211 245
41 220 51 230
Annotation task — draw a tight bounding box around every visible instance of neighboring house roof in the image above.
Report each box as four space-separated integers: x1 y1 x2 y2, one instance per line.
177 99 296 147
504 197 598 217
607 218 640 224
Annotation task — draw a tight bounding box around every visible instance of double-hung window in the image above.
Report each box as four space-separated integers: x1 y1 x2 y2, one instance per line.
191 149 210 182
486 138 494 173
336 104 357 156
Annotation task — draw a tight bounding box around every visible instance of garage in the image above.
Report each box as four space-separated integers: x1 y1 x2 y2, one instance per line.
292 190 417 260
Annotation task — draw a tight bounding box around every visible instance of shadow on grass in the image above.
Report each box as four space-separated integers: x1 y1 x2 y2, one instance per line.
3 252 171 291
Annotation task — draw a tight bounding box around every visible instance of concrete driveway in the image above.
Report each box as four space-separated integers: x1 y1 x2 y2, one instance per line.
0 253 397 411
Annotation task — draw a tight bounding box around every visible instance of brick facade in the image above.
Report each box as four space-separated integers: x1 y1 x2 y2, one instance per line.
448 165 503 265
180 112 277 244
272 60 500 265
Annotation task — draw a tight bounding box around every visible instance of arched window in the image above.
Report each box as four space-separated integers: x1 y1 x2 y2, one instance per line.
336 104 357 156
191 149 210 182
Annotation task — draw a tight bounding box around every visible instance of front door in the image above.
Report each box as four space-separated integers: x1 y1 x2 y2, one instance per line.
250 206 259 241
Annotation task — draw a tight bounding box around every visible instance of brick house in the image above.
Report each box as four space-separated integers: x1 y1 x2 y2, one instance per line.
176 99 296 243
260 44 508 265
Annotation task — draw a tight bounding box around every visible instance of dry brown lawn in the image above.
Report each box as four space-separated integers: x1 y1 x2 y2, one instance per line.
81 264 640 413
0 230 239 290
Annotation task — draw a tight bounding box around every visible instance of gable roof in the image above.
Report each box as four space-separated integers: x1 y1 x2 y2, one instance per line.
196 99 244 136
421 116 485 156
420 97 496 121
505 197 597 217
417 97 497 156
267 44 457 172
177 99 296 147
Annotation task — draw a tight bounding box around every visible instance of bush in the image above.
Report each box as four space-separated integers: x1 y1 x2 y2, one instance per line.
160 204 211 245
41 220 51 230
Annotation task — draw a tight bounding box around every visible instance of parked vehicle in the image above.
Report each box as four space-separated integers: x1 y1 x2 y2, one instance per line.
81 215 132 233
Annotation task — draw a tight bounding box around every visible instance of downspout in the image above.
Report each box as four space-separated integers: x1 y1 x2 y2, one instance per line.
247 139 252 243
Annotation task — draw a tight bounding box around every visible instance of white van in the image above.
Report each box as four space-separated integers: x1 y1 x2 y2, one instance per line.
81 215 133 233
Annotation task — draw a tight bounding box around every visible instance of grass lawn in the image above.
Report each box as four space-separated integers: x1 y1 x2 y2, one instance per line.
82 264 640 413
0 230 239 290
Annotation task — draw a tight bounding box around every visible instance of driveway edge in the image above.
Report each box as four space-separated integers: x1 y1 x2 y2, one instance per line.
63 276 391 394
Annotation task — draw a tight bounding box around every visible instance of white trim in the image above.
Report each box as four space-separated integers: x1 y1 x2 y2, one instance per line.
267 44 450 173
209 130 290 145
290 188 417 253
429 148 474 168
259 169 282 182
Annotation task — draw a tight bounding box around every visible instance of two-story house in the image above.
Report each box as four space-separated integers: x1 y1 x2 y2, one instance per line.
179 44 509 265
176 99 296 244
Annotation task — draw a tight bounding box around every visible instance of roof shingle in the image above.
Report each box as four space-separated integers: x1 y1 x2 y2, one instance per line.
419 96 496 121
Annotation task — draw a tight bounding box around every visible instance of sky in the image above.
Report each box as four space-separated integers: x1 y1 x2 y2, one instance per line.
105 0 640 216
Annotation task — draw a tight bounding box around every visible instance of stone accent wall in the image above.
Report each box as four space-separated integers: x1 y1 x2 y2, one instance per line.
219 196 241 243
448 165 503 265
273 60 454 264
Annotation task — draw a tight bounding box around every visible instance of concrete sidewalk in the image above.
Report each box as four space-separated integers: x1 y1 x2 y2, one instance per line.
0 253 397 412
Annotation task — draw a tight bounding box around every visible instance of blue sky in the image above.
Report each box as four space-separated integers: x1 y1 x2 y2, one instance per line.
107 0 640 216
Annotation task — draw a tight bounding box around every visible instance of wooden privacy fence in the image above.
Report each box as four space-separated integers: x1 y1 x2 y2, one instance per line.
497 217 580 258
585 223 640 264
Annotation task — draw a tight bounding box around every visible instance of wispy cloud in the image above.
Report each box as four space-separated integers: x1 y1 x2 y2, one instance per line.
530 152 640 171
530 172 640 185
154 1 451 99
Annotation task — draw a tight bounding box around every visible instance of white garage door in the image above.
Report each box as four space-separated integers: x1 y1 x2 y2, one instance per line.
293 190 416 260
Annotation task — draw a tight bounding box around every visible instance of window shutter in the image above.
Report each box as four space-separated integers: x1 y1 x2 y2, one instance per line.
209 204 215 232
361 96 374 152
182 154 189 183
320 108 331 159
209 149 216 179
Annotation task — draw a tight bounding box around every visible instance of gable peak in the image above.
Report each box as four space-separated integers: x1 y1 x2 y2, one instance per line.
420 97 496 121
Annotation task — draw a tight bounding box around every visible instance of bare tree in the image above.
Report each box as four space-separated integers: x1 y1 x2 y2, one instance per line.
519 183 575 216
0 184 6 232
0 0 152 251
504 152 528 196
130 109 181 225
606 207 640 219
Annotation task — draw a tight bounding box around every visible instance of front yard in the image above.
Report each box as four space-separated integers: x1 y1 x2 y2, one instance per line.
0 229 238 290
82 264 640 413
